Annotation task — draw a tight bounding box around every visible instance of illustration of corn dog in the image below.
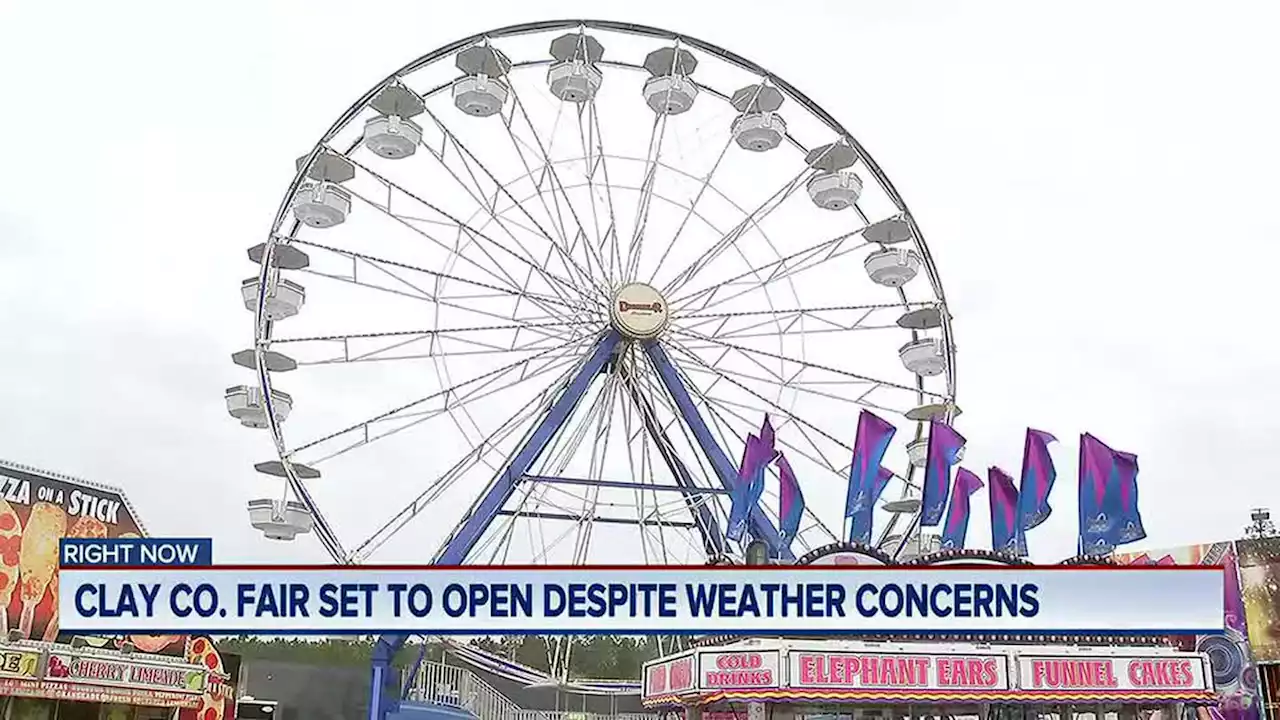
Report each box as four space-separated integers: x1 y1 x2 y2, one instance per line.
41 516 107 642
39 574 57 642
0 499 23 637
18 502 66 638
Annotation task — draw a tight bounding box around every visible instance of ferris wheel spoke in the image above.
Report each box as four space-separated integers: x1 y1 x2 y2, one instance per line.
568 374 621 563
640 344 755 492
289 275 594 351
301 350 585 471
286 235 590 320
668 325 935 400
575 102 623 286
643 85 772 288
347 346 589 562
417 118 595 271
616 366 675 564
345 181 583 313
660 165 813 298
537 383 611 486
675 358 881 421
668 344 913 515
672 340 924 422
655 346 844 550
622 113 673 280
661 338 856 475
617 356 728 558
670 227 877 315
290 248 602 350
587 103 630 283
504 85 615 292
342 152 595 315
286 334 595 461
484 504 581 565
414 108 607 304
673 302 932 342
271 320 592 367
629 355 735 517
287 233 591 346
502 360 726 563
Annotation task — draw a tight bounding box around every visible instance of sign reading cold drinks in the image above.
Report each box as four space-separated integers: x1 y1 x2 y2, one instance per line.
699 651 779 689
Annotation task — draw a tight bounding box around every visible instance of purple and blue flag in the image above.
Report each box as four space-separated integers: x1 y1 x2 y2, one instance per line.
776 451 804 551
1078 433 1116 554
988 466 1027 555
1016 429 1058 531
848 465 894 545
940 467 983 550
727 433 771 542
920 420 966 527
1113 450 1146 545
1077 433 1145 554
844 410 897 542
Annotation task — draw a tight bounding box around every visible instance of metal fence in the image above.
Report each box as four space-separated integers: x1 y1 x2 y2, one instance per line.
409 660 656 720
410 661 521 719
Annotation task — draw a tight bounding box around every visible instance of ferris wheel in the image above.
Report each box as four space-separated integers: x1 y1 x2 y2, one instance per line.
227 20 958 571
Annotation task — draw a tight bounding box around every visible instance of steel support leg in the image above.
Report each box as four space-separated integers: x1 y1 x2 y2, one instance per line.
369 330 620 720
642 341 792 560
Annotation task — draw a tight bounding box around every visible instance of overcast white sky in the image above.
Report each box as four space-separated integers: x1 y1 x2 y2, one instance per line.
0 0 1277 564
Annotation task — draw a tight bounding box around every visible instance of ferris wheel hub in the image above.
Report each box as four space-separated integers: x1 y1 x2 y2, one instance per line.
610 282 670 340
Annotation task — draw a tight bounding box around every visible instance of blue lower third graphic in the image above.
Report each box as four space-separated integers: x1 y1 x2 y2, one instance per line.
60 537 213 567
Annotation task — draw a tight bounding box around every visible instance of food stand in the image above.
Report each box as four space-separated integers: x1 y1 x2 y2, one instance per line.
642 544 1221 720
0 460 234 720
644 638 1216 720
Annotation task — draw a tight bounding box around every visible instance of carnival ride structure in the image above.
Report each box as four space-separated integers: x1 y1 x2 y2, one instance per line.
228 20 960 720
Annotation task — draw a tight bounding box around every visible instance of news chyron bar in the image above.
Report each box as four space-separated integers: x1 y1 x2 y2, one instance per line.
57 537 1225 635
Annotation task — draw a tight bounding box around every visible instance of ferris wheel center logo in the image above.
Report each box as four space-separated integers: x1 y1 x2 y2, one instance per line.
611 283 670 340
619 301 662 313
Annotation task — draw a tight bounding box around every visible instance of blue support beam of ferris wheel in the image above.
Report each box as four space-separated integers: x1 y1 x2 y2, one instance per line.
642 340 793 560
368 330 620 720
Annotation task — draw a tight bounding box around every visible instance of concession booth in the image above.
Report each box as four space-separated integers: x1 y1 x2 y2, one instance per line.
0 461 237 720
642 544 1221 720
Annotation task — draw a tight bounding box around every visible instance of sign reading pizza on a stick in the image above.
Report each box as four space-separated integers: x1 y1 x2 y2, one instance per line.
0 461 181 655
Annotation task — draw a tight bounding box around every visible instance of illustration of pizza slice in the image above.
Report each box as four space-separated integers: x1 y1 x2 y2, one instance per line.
185 637 227 720
0 499 23 636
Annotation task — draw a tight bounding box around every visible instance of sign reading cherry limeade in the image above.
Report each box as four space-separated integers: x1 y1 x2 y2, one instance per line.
699 650 780 690
789 651 1011 691
1018 655 1211 692
44 652 207 695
